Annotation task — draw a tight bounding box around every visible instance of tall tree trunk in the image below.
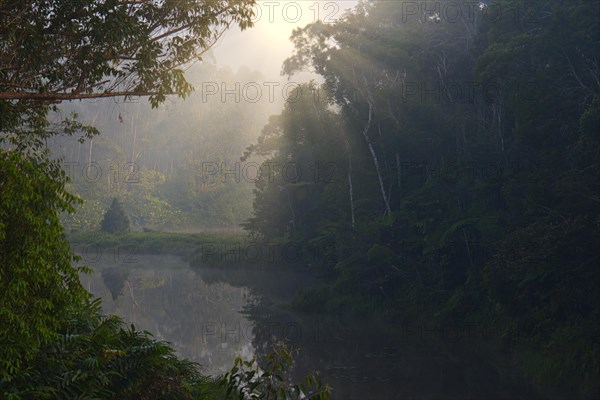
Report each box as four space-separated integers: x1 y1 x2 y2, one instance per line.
344 134 356 229
87 138 93 173
361 103 392 216
130 123 137 164
86 109 101 173
396 152 402 201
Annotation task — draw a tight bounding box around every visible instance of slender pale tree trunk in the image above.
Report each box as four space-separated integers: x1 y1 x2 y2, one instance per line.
344 134 356 229
86 109 101 176
86 138 93 173
361 103 392 216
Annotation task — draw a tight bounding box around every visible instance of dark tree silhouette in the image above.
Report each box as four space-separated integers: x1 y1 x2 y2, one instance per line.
101 198 130 234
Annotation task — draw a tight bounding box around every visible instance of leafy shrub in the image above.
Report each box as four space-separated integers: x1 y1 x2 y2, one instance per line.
1 299 211 399
221 341 331 400
1 298 331 400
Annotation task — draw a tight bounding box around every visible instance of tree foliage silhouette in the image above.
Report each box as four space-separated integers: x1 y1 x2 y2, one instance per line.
101 198 130 234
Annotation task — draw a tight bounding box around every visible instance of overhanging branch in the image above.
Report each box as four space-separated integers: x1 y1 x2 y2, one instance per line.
0 90 173 102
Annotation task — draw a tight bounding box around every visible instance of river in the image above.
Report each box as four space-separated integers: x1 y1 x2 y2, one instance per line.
79 254 546 399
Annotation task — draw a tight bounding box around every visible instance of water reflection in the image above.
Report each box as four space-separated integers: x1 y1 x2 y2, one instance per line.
80 255 257 375
80 255 541 399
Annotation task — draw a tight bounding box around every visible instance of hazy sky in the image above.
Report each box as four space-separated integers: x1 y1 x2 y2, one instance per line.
211 1 359 79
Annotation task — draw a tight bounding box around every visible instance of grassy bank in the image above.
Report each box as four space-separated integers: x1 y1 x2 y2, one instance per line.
68 231 247 257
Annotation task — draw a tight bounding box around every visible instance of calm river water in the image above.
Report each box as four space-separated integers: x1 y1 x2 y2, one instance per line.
79 254 548 399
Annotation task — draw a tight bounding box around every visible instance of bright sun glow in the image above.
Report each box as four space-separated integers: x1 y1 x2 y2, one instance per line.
213 1 356 79
254 1 347 41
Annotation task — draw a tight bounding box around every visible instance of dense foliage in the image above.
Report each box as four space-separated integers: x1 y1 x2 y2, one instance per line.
0 149 90 380
242 0 600 396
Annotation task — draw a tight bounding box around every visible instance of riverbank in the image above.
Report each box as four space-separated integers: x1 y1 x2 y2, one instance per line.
68 231 247 258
